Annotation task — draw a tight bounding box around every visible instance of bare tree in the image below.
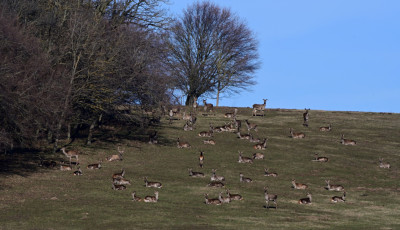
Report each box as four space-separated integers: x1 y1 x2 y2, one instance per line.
165 1 259 106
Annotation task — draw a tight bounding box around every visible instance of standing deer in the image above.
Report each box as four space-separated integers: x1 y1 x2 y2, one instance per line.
60 147 79 164
252 99 268 116
199 151 204 168
264 187 278 209
203 99 213 112
303 108 310 123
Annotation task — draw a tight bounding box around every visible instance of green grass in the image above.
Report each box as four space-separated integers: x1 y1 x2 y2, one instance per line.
1 108 399 229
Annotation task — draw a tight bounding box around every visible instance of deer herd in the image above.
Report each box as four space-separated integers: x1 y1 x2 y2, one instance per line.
53 99 391 209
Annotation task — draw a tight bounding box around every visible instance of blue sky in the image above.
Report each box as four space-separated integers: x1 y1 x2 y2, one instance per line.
167 0 400 113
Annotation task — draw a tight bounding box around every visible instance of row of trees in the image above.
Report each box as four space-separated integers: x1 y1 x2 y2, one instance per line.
0 0 259 152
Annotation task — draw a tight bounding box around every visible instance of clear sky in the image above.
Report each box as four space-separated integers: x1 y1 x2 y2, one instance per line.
167 0 400 113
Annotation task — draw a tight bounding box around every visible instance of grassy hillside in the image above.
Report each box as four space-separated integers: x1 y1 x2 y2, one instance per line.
1 108 399 229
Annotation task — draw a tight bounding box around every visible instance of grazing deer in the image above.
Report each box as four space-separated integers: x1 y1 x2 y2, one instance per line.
264 187 278 209
188 168 205 177
298 193 312 204
131 191 142 202
60 147 79 164
87 161 102 169
253 138 267 150
264 168 278 177
239 173 252 183
253 152 265 160
252 99 268 116
144 177 162 188
204 194 222 205
325 180 344 191
148 131 158 144
303 108 310 123
292 179 308 189
203 99 213 112
218 192 231 204
203 139 216 145
312 153 329 162
73 167 82 176
319 124 332 131
331 192 346 203
225 108 238 118
211 169 225 182
112 169 125 179
112 183 126 190
207 181 225 188
238 151 253 164
236 132 250 140
177 138 191 148
113 177 131 185
226 189 243 201
379 157 391 169
199 151 204 168
245 120 258 132
144 191 159 203
340 134 356 145
233 117 241 131
289 128 305 139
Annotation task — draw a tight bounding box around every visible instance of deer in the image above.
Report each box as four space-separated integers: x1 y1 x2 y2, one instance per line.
198 125 214 137
73 167 82 176
177 138 191 148
199 151 204 168
148 131 158 144
312 153 329 162
379 158 391 169
188 168 205 177
183 121 194 131
144 177 162 188
236 132 250 140
106 147 123 162
131 191 142 202
253 152 265 160
239 173 252 183
233 117 242 131
252 99 268 116
87 161 102 169
226 189 243 201
203 139 216 145
207 181 225 188
325 180 344 191
211 169 225 182
218 192 231 204
204 193 221 205
182 111 192 121
60 164 72 171
303 108 310 123
203 99 213 112
319 124 332 131
225 108 238 118
113 177 131 185
298 192 312 204
253 138 267 150
264 168 278 177
340 134 356 145
289 128 305 139
112 183 126 190
238 151 253 164
331 192 346 203
112 169 125 179
193 97 198 112
144 191 159 203
245 120 258 132
249 134 261 143
264 187 278 209
292 179 308 189
60 147 79 164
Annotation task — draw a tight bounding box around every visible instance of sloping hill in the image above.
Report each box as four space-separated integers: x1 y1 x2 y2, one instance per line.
1 108 399 229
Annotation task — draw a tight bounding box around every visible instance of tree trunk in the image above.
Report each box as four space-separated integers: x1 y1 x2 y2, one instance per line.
86 118 97 145
216 89 220 107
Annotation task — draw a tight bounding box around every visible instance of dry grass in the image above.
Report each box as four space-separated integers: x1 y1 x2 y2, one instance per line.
0 108 399 229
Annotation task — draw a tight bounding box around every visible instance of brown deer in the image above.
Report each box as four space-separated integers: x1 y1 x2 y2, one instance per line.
264 187 278 209
290 128 305 139
264 168 278 177
298 193 312 204
226 189 243 201
319 124 332 131
253 138 267 150
144 191 159 203
203 99 213 112
252 99 268 116
238 151 253 164
204 194 222 205
60 147 79 164
331 192 346 203
340 134 356 145
292 179 308 189
312 153 329 162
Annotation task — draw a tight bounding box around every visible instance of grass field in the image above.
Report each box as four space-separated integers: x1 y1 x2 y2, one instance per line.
1 108 399 229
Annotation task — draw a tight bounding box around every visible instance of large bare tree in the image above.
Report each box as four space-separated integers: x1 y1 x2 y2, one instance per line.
166 1 259 106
